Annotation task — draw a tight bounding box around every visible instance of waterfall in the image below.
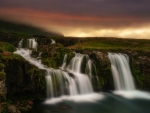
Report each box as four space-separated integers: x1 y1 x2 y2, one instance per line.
60 54 67 70
86 55 97 80
51 39 55 44
108 53 135 90
66 53 84 73
14 40 97 98
27 38 38 50
18 39 23 48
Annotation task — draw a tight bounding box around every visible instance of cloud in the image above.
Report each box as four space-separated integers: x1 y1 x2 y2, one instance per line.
0 0 150 38
63 26 150 39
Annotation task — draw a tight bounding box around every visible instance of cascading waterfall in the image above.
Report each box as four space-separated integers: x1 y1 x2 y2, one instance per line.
15 39 98 98
13 39 150 113
27 38 38 50
108 53 135 90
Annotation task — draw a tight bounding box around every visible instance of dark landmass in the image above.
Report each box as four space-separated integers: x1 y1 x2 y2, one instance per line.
0 19 63 38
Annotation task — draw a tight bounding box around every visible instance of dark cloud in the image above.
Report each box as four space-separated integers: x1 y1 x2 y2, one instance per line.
1 0 150 17
0 0 150 38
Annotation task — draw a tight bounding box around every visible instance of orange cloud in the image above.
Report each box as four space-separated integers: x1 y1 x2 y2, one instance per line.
0 7 145 28
0 7 150 39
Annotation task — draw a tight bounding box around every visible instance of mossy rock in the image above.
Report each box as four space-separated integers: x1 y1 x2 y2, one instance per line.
0 72 6 80
31 50 40 58
42 58 57 68
27 67 46 92
39 43 73 68
0 48 3 53
0 41 15 52
1 54 25 62
0 63 5 71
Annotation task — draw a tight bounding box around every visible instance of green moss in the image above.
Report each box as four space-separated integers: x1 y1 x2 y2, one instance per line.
31 50 40 58
68 38 150 51
0 41 15 52
0 72 6 80
1 108 7 113
27 67 46 91
1 54 25 62
132 67 144 88
42 58 57 68
0 63 5 71
39 43 72 68
0 48 3 53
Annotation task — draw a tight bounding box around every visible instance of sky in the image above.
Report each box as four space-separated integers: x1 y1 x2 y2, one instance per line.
0 0 150 39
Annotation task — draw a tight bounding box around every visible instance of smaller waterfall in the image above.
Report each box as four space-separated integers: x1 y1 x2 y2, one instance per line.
51 39 55 44
18 39 23 48
60 54 68 70
108 53 135 90
86 55 97 80
66 53 84 73
46 73 54 98
27 38 38 50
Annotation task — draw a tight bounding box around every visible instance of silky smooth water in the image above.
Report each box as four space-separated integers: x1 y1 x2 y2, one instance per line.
15 40 150 113
108 53 135 90
14 48 95 97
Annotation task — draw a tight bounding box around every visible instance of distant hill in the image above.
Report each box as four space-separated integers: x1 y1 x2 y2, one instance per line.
0 19 63 37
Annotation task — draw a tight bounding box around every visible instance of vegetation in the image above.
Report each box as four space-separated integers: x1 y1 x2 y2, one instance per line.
39 43 73 68
0 19 150 112
0 63 5 71
68 38 150 51
27 67 46 92
0 41 15 52
0 72 6 80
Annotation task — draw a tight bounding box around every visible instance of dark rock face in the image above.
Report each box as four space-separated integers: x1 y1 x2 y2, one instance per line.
125 50 150 91
0 31 21 47
2 57 46 98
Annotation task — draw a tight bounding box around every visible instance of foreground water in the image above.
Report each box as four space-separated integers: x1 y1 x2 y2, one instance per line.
31 90 150 113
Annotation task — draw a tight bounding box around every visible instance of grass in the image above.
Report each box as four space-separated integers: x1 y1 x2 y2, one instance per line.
68 38 150 51
0 41 15 52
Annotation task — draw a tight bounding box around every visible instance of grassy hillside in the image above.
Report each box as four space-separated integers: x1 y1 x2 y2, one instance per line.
0 19 63 38
68 38 150 51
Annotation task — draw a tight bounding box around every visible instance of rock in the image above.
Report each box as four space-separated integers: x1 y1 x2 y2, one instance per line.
8 105 21 113
27 100 33 106
0 79 7 98
1 54 46 98
2 51 12 56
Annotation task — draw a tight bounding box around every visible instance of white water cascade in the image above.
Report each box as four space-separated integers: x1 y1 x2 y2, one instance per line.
108 53 135 90
14 40 150 113
18 39 23 48
51 39 55 44
14 40 97 98
27 38 38 50
60 54 68 70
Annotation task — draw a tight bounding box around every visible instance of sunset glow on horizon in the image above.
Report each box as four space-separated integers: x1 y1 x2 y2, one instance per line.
0 0 150 39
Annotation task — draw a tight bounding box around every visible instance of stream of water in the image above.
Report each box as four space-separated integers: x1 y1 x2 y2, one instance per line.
14 39 150 113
